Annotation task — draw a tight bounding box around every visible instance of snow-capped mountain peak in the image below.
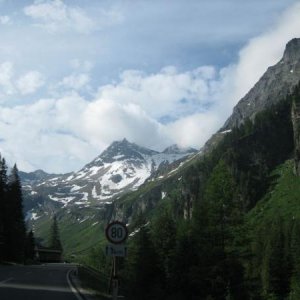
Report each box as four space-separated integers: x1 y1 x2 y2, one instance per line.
163 144 197 155
85 138 159 167
21 139 197 212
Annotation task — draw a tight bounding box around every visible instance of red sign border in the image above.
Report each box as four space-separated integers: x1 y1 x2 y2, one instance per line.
105 221 128 244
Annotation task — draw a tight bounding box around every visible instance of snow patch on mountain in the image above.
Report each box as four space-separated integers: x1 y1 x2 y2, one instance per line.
21 139 197 209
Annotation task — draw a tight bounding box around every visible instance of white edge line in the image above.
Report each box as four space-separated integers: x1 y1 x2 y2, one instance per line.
66 269 83 300
0 277 14 286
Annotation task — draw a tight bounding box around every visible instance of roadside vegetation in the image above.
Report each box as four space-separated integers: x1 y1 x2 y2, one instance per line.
83 84 300 299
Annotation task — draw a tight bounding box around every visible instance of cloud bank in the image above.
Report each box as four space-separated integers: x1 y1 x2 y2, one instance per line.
24 0 123 34
1 1 300 173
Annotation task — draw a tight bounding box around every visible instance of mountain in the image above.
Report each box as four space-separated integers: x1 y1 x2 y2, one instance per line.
99 40 300 299
201 38 300 155
22 38 300 259
19 169 59 182
21 139 196 217
162 144 197 155
223 38 300 129
108 38 300 222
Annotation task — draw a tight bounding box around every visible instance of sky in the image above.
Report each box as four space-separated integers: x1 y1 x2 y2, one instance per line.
0 0 300 173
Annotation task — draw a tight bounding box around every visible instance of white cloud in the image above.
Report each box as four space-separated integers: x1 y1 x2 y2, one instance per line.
24 0 95 34
0 62 225 172
1 1 300 173
0 15 11 25
16 71 45 95
69 59 93 72
166 112 220 149
228 1 300 104
60 73 90 91
23 0 123 34
0 95 90 172
0 61 15 96
82 99 167 150
0 63 46 98
0 94 168 173
97 65 217 120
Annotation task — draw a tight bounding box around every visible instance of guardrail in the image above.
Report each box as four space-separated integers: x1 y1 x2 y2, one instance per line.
77 264 111 299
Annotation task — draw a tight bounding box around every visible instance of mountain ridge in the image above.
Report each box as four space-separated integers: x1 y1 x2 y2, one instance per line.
22 38 300 258
21 139 197 215
223 37 300 129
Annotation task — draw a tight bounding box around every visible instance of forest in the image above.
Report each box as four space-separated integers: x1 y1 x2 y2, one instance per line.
84 84 300 300
0 161 35 263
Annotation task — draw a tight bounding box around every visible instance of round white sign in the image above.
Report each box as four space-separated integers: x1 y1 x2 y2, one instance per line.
105 221 128 244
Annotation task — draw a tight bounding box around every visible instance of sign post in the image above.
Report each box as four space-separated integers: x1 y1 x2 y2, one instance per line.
105 221 128 300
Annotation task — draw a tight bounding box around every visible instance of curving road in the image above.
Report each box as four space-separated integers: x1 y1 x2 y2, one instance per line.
0 264 81 300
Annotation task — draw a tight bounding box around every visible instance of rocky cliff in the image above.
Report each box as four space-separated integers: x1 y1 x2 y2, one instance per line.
223 38 300 129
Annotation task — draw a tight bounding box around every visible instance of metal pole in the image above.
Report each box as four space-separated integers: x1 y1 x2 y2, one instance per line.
112 256 118 300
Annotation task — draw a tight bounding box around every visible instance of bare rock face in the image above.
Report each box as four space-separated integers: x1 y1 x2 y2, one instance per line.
223 38 300 129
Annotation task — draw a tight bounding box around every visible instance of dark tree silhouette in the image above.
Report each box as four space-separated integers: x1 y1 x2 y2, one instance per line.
25 230 36 261
0 157 8 260
6 164 26 262
49 215 63 251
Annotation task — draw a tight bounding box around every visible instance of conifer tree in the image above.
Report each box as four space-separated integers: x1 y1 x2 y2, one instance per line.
151 210 177 290
0 156 7 260
25 230 36 261
124 226 161 300
263 218 291 299
49 215 63 251
200 159 244 299
290 218 300 299
6 164 26 262
171 222 200 299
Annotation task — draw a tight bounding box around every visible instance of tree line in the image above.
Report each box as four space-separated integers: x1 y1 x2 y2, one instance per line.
0 156 35 263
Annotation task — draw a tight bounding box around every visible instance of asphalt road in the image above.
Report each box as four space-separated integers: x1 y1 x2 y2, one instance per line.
0 264 81 300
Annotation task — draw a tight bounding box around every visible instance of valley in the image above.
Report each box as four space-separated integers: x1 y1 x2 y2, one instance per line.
20 139 197 254
1 3 300 298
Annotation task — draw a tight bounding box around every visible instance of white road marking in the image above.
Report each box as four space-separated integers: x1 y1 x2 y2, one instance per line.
66 269 83 300
0 277 13 286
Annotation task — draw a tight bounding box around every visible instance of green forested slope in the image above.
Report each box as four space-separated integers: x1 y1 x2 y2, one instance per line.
82 85 300 300
246 160 300 299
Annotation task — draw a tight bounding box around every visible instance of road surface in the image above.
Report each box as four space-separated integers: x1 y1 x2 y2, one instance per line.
0 264 81 300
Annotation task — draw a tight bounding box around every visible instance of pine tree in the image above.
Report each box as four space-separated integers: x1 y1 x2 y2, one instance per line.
290 218 300 299
25 230 36 262
263 218 291 299
124 226 162 300
6 164 26 262
0 156 7 261
151 209 177 290
49 215 63 251
199 160 245 299
171 221 201 299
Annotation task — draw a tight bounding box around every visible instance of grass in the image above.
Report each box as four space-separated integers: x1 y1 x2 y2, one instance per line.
77 265 111 299
32 209 107 257
247 159 300 226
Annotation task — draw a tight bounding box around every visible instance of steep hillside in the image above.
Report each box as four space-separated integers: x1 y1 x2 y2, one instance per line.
22 139 196 213
23 38 300 262
78 39 300 299
202 37 300 155
107 38 300 227
242 160 300 299
21 139 196 253
223 38 300 129
105 84 300 300
111 93 295 226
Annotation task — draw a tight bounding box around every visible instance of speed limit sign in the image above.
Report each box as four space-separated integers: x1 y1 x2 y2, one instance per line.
105 221 128 244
